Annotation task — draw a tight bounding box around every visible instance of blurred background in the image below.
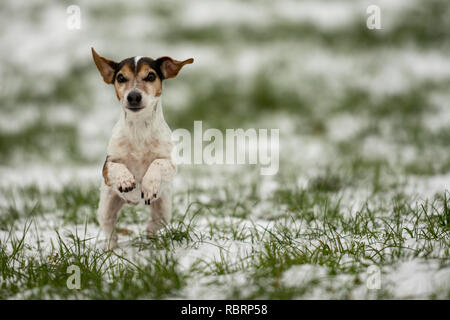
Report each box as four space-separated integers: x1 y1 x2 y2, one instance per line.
0 0 449 176
0 0 449 299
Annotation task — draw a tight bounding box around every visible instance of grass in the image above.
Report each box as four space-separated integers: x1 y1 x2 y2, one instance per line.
0 222 187 299
0 0 449 299
161 0 450 49
0 176 448 298
0 121 83 165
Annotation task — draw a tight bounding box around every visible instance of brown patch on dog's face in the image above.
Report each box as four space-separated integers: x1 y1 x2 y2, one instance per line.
113 58 163 109
92 48 194 111
136 62 162 98
114 63 135 101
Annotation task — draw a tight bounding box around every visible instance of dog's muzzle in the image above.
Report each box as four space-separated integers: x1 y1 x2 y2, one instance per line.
126 90 143 112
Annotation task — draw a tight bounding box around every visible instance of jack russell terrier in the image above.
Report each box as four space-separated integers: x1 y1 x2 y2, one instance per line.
91 48 193 250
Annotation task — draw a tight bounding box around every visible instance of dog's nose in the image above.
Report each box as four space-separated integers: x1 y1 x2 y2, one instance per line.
127 91 142 105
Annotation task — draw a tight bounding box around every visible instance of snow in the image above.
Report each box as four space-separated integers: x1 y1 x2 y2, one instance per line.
281 264 328 287
0 0 449 300
405 174 450 200
386 260 450 299
0 165 100 190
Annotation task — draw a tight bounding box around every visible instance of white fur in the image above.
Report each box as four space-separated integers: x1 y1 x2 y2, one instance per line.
97 94 176 250
134 56 142 70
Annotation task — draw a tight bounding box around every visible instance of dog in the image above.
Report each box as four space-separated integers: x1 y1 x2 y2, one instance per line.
91 48 193 249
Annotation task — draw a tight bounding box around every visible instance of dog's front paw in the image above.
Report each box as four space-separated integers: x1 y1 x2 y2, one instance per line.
141 172 161 205
115 170 136 193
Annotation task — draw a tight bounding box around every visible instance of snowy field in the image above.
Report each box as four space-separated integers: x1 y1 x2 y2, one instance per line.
0 0 449 299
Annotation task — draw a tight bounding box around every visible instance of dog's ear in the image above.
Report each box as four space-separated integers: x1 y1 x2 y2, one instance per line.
91 48 118 84
157 56 194 79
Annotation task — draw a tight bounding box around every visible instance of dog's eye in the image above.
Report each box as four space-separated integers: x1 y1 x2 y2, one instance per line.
144 72 156 82
117 74 127 83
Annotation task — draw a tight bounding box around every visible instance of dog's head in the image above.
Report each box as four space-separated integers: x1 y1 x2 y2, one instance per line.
92 48 193 113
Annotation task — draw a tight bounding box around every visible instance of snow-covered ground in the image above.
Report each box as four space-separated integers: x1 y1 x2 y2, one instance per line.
0 0 449 299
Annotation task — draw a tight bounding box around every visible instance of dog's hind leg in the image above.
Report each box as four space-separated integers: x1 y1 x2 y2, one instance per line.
146 188 172 237
97 184 125 250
